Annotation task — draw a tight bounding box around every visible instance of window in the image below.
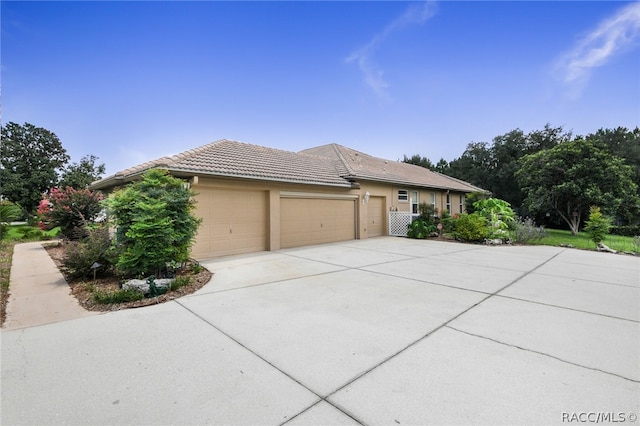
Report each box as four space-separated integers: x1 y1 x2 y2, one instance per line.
446 193 451 213
459 195 465 214
411 191 419 214
430 192 436 211
398 189 408 202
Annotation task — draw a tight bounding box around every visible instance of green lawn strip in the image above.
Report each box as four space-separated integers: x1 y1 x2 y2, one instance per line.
0 240 16 326
531 229 639 253
4 225 60 241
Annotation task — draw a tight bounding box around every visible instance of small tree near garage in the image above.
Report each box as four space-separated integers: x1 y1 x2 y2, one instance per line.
105 169 201 278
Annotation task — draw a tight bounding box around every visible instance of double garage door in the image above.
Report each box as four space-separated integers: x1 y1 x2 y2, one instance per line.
192 189 356 258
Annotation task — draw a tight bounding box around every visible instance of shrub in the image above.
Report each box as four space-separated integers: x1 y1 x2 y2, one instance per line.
417 202 436 222
61 227 114 279
106 169 201 278
0 201 23 239
407 219 436 239
454 213 490 242
38 187 103 239
22 228 43 240
439 210 456 233
511 217 546 244
170 276 191 291
93 288 144 304
610 225 640 237
473 198 516 241
584 206 612 245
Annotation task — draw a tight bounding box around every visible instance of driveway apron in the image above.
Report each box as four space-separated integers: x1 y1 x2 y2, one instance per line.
2 237 638 425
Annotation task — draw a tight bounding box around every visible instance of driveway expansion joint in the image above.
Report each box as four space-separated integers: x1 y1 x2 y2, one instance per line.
445 325 640 383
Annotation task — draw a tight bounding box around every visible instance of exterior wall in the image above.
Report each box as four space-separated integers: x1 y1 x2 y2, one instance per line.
190 175 472 259
190 176 358 257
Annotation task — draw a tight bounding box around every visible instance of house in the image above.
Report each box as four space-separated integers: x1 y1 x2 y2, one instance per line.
90 139 486 259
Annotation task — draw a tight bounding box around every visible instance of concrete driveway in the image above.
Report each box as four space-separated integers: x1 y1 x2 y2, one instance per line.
2 237 639 425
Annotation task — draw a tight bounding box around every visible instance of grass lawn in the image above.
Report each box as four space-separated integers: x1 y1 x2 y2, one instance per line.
531 228 639 253
3 225 60 241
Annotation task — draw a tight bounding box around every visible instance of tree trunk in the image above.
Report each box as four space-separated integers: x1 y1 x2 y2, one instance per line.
556 205 581 236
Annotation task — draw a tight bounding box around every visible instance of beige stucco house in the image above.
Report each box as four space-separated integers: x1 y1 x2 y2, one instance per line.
91 139 485 259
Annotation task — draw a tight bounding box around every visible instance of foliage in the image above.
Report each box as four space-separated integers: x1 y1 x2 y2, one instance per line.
473 198 515 239
454 213 489 242
59 155 106 189
2 224 60 241
531 229 638 253
0 201 23 239
93 288 144 304
584 206 612 245
609 225 640 237
403 154 435 170
61 227 114 279
585 127 640 225
464 192 485 214
0 241 15 326
170 276 192 291
407 219 436 239
38 187 103 240
511 217 546 244
0 122 70 215
516 138 639 236
417 202 436 222
439 210 456 233
106 169 201 278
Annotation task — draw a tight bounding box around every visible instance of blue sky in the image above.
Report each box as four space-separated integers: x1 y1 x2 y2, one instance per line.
2 1 639 177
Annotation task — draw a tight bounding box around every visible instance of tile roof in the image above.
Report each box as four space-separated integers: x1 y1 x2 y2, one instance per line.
302 144 485 193
91 139 486 193
91 139 353 189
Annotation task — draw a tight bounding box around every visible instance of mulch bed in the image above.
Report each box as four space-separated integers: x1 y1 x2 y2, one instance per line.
45 242 212 312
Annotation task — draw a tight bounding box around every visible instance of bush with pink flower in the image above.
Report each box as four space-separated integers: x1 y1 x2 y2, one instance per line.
38 187 103 239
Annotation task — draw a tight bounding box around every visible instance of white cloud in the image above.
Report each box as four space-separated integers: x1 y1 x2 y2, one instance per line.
346 1 438 97
557 2 640 85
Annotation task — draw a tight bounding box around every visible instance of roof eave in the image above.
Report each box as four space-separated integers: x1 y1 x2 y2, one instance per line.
90 166 354 190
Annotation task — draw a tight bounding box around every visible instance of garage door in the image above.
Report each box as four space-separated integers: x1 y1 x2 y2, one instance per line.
280 197 356 249
192 189 267 258
367 196 385 237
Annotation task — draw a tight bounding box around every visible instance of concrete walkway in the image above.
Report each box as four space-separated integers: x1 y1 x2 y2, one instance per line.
2 241 98 331
1 237 639 425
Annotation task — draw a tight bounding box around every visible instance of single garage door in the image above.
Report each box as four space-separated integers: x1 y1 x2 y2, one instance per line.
367 196 385 237
192 189 267 258
280 197 356 249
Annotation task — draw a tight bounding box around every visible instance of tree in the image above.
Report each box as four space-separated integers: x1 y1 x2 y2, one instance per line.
516 138 639 235
447 142 493 191
586 127 640 216
59 155 106 189
105 169 201 278
0 122 70 215
584 206 612 245
402 154 435 170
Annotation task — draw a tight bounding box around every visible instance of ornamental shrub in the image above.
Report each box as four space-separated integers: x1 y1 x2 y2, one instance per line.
407 219 436 239
105 169 201 278
454 213 490 242
61 226 114 279
584 206 612 245
38 187 103 239
511 217 546 244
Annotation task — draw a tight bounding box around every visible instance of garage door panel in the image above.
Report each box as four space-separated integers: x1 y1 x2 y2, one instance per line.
281 198 355 249
192 189 267 259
